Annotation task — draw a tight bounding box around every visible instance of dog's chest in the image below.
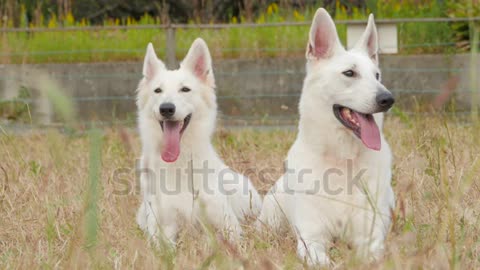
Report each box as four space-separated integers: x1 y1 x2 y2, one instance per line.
290 149 392 231
145 159 225 219
293 156 379 190
292 154 389 211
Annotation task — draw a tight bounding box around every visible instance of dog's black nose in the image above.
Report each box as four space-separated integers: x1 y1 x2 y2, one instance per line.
159 103 176 118
376 92 395 110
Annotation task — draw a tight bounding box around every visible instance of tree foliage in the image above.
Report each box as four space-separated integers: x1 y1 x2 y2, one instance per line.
1 0 345 26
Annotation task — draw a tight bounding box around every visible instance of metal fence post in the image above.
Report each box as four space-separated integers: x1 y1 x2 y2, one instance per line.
166 25 177 69
470 24 479 122
0 66 18 101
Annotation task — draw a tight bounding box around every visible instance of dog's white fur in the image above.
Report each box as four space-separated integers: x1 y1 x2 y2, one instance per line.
258 9 395 265
136 38 262 245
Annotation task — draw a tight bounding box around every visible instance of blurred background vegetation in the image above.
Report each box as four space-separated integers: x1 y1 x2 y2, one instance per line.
0 0 478 25
0 0 479 63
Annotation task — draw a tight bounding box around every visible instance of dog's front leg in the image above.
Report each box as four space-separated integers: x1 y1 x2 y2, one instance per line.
257 191 288 231
352 235 385 262
295 220 332 266
138 199 179 248
150 216 178 248
351 214 388 261
158 222 179 247
200 197 243 241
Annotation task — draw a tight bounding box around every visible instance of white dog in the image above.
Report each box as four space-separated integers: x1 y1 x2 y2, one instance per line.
136 38 262 246
258 9 395 265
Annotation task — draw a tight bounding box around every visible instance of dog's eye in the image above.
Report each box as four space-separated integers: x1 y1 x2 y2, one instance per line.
375 72 380 80
180 87 191 93
342 70 355 77
154 88 162 94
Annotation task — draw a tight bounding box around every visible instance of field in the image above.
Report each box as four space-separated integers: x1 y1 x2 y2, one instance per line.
1 114 479 269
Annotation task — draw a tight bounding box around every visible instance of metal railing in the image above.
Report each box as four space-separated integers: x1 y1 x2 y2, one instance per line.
2 17 479 67
1 17 479 32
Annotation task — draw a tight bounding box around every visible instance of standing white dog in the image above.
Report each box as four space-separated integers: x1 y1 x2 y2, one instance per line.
136 38 262 246
258 9 395 265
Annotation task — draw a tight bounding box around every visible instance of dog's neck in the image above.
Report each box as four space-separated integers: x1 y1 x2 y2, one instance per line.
297 114 365 160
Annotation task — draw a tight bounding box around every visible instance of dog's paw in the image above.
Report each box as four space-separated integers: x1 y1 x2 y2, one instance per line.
354 237 385 262
297 240 332 267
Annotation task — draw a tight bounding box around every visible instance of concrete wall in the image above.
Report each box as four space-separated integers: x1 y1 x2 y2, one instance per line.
0 54 477 124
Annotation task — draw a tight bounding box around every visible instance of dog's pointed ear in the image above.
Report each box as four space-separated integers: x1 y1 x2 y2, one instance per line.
143 43 165 80
354 14 379 65
306 8 343 60
181 38 215 87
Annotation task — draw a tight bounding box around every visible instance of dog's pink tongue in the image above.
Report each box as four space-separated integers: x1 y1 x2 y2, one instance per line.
161 121 182 162
353 112 381 151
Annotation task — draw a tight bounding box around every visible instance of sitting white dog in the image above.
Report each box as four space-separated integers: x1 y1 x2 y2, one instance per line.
136 38 262 245
258 8 395 265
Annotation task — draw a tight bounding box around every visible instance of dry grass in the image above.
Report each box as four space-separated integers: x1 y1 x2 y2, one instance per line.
0 115 479 269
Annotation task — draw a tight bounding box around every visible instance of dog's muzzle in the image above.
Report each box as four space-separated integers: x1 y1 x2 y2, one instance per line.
375 91 395 112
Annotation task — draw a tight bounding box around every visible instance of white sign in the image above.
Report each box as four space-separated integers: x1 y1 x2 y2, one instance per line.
347 23 398 54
